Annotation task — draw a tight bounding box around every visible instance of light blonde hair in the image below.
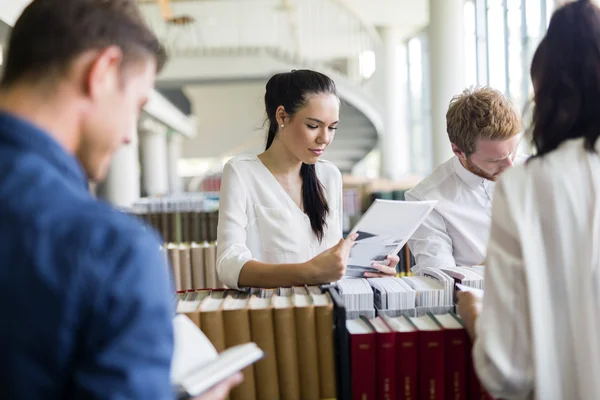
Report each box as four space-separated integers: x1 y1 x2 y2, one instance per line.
446 86 522 155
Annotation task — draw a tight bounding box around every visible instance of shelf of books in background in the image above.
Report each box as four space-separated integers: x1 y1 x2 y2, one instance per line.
130 195 226 290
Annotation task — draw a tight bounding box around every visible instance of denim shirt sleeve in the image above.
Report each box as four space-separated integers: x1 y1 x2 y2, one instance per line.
69 230 175 400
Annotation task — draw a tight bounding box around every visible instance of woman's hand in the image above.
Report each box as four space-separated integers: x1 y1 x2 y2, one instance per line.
363 253 399 278
305 233 358 283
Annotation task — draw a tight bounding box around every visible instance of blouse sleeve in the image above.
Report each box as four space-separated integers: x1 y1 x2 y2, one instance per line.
472 179 534 399
216 162 254 290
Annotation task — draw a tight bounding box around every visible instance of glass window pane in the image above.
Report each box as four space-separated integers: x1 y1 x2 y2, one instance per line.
464 1 477 86
487 2 507 92
507 1 523 107
546 0 555 27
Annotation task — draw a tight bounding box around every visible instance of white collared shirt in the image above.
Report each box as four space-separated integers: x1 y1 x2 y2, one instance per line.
406 156 518 272
474 138 600 400
216 155 343 289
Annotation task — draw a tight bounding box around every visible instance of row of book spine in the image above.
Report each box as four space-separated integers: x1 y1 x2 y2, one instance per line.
135 210 219 244
165 242 226 291
346 312 493 400
175 287 336 400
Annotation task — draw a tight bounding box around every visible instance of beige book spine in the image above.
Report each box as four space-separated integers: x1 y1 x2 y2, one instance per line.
249 307 280 400
167 245 181 291
179 245 192 290
203 243 218 289
190 243 205 289
223 308 256 400
315 302 336 399
199 310 226 353
294 304 321 400
273 306 300 400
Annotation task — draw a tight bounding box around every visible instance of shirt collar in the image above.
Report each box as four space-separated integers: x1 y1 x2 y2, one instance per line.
452 156 487 190
0 111 88 190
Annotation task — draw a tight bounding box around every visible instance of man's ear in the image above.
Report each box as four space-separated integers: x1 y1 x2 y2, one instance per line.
84 46 123 99
451 143 466 160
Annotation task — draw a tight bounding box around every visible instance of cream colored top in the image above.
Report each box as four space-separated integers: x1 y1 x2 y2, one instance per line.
216 155 343 289
474 138 600 400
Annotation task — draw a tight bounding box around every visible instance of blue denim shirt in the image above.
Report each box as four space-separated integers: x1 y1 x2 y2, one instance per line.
0 112 174 399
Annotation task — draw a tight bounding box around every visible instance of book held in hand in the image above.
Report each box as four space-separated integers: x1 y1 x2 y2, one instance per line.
344 199 436 277
171 314 264 399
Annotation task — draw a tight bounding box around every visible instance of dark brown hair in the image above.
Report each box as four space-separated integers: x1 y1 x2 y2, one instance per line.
446 86 522 156
530 0 600 157
264 70 337 242
1 0 166 87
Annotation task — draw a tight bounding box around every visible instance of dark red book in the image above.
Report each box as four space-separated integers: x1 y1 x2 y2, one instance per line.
434 314 468 400
370 317 396 400
465 335 494 400
382 315 418 400
347 317 376 400
410 314 445 400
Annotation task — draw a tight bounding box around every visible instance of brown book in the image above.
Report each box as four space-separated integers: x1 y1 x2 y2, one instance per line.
199 212 209 243
167 243 182 291
223 293 256 400
204 243 218 289
272 295 300 400
190 242 205 289
249 296 280 400
199 291 227 353
170 212 181 243
292 288 320 400
311 292 337 400
181 211 192 243
208 210 219 242
179 244 193 291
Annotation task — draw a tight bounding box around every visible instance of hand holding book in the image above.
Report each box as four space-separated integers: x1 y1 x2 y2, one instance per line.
305 232 359 282
362 253 399 278
456 290 482 340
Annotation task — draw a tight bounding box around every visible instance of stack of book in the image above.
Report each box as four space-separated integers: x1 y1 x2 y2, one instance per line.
336 275 455 319
166 242 224 291
368 277 417 317
346 313 492 400
336 279 376 320
175 287 337 400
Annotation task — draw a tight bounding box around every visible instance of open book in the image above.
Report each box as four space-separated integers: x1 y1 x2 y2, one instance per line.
345 199 437 277
171 314 264 399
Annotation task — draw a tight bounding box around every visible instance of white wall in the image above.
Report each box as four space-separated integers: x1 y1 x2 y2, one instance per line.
182 82 267 159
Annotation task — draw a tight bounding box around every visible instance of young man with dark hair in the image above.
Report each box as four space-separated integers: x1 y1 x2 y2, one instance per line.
406 87 525 272
0 1 240 399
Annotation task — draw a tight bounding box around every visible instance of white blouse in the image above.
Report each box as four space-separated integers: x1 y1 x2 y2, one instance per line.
216 155 343 289
474 138 600 400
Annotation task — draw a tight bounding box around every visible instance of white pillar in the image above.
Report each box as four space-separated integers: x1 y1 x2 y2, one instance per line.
167 133 183 194
139 127 169 197
429 0 465 166
377 26 410 180
98 128 140 208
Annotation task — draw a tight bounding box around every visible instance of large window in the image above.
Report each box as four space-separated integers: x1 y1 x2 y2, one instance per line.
406 32 432 176
405 0 555 175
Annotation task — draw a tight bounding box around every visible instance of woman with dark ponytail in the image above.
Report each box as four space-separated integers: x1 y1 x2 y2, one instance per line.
216 69 397 289
457 1 600 399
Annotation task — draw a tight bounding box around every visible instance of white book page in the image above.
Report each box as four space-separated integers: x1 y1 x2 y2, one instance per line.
346 200 436 272
171 315 218 383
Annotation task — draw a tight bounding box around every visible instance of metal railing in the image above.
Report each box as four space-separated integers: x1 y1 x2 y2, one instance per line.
138 0 381 85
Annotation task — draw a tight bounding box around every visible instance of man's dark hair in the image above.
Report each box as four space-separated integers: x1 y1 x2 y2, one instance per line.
1 0 167 87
